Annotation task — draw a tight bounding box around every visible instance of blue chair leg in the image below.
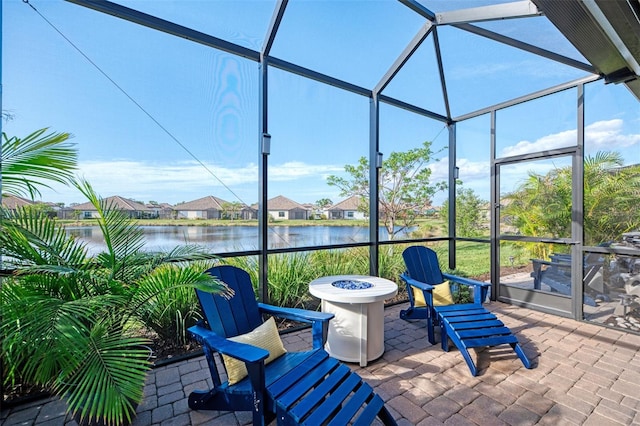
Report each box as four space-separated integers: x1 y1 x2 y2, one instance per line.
512 343 532 369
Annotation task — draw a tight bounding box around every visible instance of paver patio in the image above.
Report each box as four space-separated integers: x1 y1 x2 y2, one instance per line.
2 302 640 425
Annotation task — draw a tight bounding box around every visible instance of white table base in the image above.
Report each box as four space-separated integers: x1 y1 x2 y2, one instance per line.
308 275 397 368
322 299 385 367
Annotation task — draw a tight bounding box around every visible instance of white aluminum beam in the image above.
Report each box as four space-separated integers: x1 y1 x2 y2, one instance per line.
582 0 640 76
436 1 541 25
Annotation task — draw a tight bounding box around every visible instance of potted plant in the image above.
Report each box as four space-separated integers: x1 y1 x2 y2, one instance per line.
1 179 228 426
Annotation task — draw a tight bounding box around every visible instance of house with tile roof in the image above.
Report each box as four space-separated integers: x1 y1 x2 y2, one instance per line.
72 196 153 219
2 194 35 211
266 195 310 220
3 195 62 218
174 196 257 220
327 195 367 220
173 196 228 219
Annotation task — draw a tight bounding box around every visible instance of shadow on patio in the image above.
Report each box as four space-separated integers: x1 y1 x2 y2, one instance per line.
2 302 639 425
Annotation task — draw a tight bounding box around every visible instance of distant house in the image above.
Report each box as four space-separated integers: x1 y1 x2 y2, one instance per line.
327 195 366 220
173 196 228 219
302 203 320 219
2 194 35 211
2 195 60 218
266 195 310 220
240 204 258 220
72 196 153 219
146 202 174 219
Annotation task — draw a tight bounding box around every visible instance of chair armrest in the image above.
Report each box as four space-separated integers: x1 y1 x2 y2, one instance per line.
442 273 490 289
442 273 490 304
258 303 334 350
531 258 555 267
258 303 334 323
399 273 435 291
188 324 269 364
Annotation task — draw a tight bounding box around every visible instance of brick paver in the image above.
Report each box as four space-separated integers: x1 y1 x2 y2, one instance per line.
2 303 639 425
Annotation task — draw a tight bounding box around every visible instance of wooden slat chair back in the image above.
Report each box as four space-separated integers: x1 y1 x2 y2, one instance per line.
188 265 398 425
400 246 487 323
196 265 263 338
400 246 532 376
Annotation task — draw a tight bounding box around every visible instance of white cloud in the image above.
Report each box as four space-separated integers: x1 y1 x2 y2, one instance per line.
35 159 345 206
454 157 490 182
427 157 450 182
268 161 343 181
584 119 640 149
31 119 639 207
500 119 640 157
500 129 576 157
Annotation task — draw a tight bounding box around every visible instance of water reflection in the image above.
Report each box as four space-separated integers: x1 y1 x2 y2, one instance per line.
66 225 411 254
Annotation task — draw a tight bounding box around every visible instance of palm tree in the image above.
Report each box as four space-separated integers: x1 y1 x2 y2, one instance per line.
1 179 229 426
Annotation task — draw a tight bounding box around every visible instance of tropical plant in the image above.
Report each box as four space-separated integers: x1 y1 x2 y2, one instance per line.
265 252 318 309
1 128 77 198
441 186 487 237
0 179 228 426
503 151 640 257
327 141 447 239
583 152 640 245
220 201 243 220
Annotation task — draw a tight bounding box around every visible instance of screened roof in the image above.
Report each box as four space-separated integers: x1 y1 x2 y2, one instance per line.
67 0 639 118
3 0 639 208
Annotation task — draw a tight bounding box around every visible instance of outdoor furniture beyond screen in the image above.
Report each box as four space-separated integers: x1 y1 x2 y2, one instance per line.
308 275 398 367
400 246 532 376
530 252 608 307
188 265 397 426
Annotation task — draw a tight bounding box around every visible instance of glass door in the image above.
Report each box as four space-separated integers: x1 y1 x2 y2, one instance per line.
495 153 579 316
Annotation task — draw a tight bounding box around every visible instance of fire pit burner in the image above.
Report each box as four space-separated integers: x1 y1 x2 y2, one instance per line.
331 280 373 290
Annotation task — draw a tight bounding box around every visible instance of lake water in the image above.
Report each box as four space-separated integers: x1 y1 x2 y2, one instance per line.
66 225 414 254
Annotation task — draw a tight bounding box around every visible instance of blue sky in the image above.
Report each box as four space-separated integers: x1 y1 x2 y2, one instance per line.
3 0 639 208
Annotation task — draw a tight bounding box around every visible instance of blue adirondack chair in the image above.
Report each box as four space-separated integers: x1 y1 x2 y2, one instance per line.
399 246 532 376
188 265 397 425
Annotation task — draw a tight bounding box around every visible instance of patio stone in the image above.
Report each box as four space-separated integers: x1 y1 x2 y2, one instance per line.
497 404 540 426
387 395 428 424
458 403 508 425
2 302 639 425
515 390 555 416
423 395 461 422
595 397 638 423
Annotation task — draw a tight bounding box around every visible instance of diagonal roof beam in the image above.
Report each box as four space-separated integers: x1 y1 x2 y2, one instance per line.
66 0 260 61
378 94 449 123
432 28 451 121
435 1 541 25
374 22 433 95
454 23 596 74
398 0 436 21
454 74 601 122
262 0 288 57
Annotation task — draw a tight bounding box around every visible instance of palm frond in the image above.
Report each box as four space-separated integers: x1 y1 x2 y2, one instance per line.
74 179 146 274
1 128 77 198
0 207 89 268
56 321 150 426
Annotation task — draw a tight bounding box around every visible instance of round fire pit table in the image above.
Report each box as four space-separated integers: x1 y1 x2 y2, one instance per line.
308 275 398 366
